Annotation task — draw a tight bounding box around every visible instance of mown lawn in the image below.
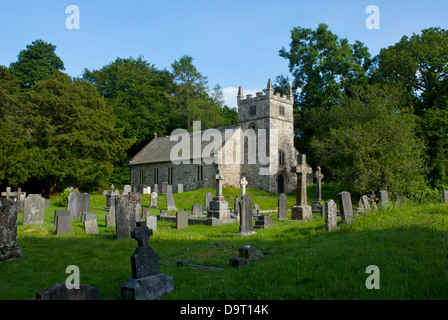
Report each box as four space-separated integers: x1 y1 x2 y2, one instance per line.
1 185 447 300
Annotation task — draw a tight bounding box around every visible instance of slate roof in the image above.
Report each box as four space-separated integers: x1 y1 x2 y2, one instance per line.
130 124 241 165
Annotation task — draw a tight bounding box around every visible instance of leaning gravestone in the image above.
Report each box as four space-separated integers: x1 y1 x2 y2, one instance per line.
237 194 256 236
166 190 177 211
204 192 213 212
115 194 142 239
149 192 158 208
338 191 353 224
323 199 338 231
23 194 45 225
0 198 22 261
121 222 174 300
278 193 287 220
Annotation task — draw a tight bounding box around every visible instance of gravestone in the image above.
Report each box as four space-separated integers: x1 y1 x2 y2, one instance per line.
35 283 99 300
23 194 45 225
207 172 231 220
204 192 213 212
54 210 71 235
234 196 240 215
115 193 142 239
255 215 273 229
149 192 158 208
191 203 203 215
166 185 173 194
358 195 371 213
176 211 188 230
121 222 174 300
379 190 389 205
145 216 157 232
291 154 313 220
161 182 168 194
153 184 158 194
442 190 448 203
105 196 116 227
166 190 177 211
177 184 183 194
312 166 324 213
278 193 287 220
323 199 338 231
83 213 98 234
67 192 90 220
105 185 120 210
142 185 151 194
0 198 22 261
338 191 353 224
237 194 256 236
123 185 132 195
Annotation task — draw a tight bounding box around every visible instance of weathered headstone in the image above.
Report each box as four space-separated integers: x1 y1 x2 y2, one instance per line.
23 194 45 225
153 184 158 194
240 176 248 197
123 185 132 195
115 193 142 239
83 213 98 234
177 184 183 194
358 195 371 213
379 190 389 205
141 207 149 220
291 154 313 220
0 198 22 261
121 222 174 300
323 199 338 231
67 192 90 220
149 192 158 208
54 209 71 235
204 192 213 212
237 194 256 236
105 196 116 227
35 283 99 300
166 190 177 211
278 193 287 220
191 203 203 215
176 211 188 230
166 185 173 194
145 216 157 232
338 191 353 224
161 182 168 194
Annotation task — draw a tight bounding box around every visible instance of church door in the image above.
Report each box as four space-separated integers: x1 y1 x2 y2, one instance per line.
277 174 285 194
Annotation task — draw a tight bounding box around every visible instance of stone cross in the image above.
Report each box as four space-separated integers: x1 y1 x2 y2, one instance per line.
291 154 312 206
130 222 159 279
239 177 248 197
315 166 324 201
215 172 224 197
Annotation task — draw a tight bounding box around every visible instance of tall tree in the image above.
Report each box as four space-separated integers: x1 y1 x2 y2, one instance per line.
9 39 65 88
278 24 372 164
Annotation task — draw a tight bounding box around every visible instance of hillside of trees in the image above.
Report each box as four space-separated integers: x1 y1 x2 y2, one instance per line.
1 25 447 196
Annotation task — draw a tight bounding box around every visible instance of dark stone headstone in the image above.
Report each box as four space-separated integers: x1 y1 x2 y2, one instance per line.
54 210 71 235
255 215 273 229
0 198 22 261
130 222 159 278
237 194 255 236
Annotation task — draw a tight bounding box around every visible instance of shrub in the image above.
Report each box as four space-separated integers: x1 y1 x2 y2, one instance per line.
54 188 72 207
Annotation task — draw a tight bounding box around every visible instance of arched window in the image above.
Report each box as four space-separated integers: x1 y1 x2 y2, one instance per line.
278 150 285 166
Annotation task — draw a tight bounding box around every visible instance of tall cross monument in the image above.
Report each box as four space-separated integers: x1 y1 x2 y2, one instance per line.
291 154 313 220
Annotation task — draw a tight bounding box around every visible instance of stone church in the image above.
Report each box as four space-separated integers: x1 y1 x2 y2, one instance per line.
129 79 304 194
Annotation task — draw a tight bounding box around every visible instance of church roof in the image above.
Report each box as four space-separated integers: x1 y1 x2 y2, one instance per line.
130 124 241 165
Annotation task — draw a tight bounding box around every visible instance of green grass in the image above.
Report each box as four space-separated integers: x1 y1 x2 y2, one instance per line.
1 184 448 300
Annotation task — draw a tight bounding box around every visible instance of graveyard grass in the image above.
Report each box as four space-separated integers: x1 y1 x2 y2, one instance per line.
1 184 448 300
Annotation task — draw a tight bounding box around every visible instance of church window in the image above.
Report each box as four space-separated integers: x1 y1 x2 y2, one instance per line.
279 105 285 116
279 150 285 166
139 170 144 184
154 168 159 185
168 167 173 185
249 105 257 116
197 165 204 181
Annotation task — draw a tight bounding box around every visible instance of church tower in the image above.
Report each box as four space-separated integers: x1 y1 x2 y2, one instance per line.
236 79 297 193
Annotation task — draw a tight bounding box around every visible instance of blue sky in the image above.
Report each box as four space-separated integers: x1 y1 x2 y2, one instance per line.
1 0 448 108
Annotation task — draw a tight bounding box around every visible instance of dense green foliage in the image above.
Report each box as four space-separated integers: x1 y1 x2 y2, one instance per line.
279 24 448 194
